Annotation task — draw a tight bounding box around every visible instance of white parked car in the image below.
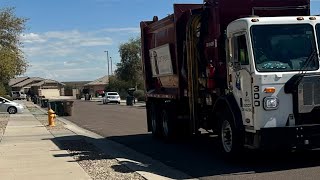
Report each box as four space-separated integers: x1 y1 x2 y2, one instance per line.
103 92 121 104
0 96 24 114
11 91 26 100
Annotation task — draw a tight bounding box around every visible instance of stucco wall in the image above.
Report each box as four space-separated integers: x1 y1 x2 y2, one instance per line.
38 89 60 98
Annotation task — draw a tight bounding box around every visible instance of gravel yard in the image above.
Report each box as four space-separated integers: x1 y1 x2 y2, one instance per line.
59 139 146 180
0 114 9 142
27 106 145 180
35 114 67 131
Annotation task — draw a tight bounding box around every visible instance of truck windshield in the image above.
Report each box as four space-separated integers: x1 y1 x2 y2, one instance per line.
251 24 318 72
315 24 320 53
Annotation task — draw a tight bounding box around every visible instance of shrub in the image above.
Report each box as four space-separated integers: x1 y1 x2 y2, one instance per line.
133 90 145 102
118 89 127 100
0 83 7 96
3 95 13 101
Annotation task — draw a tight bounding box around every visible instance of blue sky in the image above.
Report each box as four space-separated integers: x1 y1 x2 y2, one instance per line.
2 0 320 82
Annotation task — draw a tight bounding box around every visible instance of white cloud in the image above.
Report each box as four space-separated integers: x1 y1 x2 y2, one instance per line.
23 45 76 57
25 62 106 81
21 27 137 58
102 27 140 33
23 30 112 47
77 37 112 47
44 30 82 40
50 67 106 81
63 60 89 66
21 29 113 57
22 27 135 81
20 33 46 43
54 67 104 73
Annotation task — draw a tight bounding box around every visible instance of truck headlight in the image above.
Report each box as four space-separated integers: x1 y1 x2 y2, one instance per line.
263 96 279 110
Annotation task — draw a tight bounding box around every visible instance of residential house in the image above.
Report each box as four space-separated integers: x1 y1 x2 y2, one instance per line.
9 77 44 93
29 79 65 97
61 81 91 97
83 75 109 97
9 77 29 90
9 77 65 98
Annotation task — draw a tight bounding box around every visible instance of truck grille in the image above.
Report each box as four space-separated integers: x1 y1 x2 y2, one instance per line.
298 76 320 113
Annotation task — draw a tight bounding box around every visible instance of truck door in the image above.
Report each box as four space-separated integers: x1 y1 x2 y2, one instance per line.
230 33 254 127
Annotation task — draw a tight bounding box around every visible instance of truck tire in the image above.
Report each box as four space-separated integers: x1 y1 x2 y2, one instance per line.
161 108 176 140
218 112 244 156
149 103 162 138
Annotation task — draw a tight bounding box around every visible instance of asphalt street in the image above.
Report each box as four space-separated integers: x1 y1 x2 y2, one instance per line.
65 100 320 180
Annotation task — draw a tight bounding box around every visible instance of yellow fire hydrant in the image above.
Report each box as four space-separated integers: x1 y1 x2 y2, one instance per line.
48 108 56 127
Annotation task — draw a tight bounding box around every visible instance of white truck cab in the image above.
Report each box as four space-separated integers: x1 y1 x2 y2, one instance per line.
226 16 320 149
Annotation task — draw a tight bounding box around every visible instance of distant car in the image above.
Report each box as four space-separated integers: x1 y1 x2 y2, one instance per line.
103 92 121 104
11 91 26 100
0 96 24 114
96 90 105 97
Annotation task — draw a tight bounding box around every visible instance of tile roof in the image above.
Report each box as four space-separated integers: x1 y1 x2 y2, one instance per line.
12 77 44 88
84 75 109 86
30 79 65 87
9 77 29 86
62 81 91 86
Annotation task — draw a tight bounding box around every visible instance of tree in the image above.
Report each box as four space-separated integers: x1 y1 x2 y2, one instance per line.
115 38 143 89
0 7 28 92
105 75 133 98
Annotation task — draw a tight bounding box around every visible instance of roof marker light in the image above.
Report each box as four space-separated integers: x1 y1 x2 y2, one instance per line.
297 17 304 21
251 19 259 22
309 17 317 20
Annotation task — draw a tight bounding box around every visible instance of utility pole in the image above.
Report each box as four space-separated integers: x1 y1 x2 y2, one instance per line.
104 51 109 77
110 57 112 75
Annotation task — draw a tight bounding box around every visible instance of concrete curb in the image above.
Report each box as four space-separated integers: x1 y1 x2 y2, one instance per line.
34 104 197 180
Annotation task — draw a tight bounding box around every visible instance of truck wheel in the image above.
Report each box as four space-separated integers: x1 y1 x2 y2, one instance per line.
218 113 243 155
150 103 161 138
161 108 175 140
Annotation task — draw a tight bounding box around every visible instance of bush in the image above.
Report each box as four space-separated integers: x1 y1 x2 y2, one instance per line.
118 89 127 100
0 83 7 96
133 90 145 102
3 95 13 101
0 81 12 97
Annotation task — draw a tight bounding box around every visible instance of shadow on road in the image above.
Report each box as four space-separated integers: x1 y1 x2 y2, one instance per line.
107 133 320 178
97 103 146 108
48 136 139 173
47 133 320 179
48 134 193 179
97 103 120 105
50 100 320 179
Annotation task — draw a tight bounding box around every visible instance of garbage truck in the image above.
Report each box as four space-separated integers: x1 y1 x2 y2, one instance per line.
140 0 320 154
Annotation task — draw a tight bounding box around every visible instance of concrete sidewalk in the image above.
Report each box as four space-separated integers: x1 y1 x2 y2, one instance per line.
0 107 91 179
4 101 196 180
